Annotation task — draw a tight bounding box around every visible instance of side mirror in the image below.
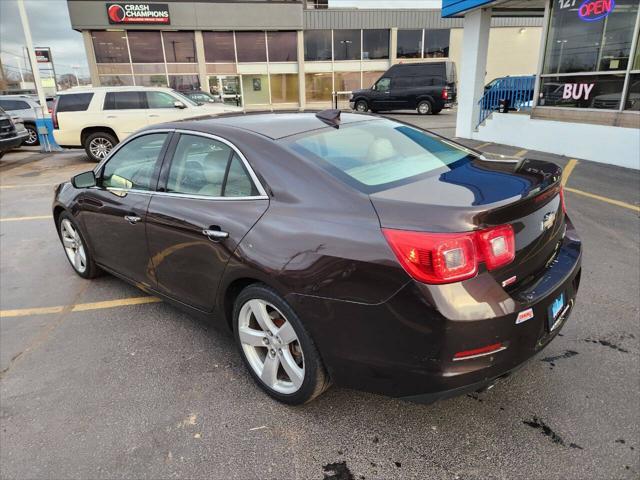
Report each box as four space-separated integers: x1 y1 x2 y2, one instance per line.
71 171 96 189
174 101 186 109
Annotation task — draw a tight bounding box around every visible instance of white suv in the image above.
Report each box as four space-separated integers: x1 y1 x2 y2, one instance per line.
52 86 242 162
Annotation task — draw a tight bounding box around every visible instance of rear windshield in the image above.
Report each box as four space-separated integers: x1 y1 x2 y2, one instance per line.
56 93 93 112
287 119 473 193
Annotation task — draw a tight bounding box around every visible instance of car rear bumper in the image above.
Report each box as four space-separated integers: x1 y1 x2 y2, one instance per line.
287 218 582 401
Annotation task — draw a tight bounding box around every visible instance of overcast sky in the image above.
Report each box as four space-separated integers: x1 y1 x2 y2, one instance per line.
0 0 88 78
0 0 441 80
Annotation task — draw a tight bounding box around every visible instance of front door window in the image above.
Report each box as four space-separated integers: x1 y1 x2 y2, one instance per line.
101 133 168 191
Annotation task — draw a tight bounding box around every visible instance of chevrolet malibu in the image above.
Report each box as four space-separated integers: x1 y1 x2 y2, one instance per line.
52 111 582 405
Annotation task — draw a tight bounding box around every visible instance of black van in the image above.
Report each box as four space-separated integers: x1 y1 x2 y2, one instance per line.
349 62 457 115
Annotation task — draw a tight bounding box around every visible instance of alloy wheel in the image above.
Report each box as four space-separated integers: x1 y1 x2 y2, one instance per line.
356 101 368 112
60 219 87 273
89 137 113 160
238 299 305 394
418 101 431 114
24 127 38 146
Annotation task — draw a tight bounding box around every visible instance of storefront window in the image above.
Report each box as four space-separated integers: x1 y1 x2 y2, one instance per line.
203 32 236 63
236 32 267 62
397 30 422 59
267 32 298 62
334 71 360 91
425 29 449 58
127 31 164 63
270 74 299 103
99 75 133 86
543 0 639 74
624 73 640 110
92 31 130 63
539 74 626 109
242 74 270 105
169 75 200 91
135 75 168 87
334 30 361 61
304 30 332 61
163 32 196 63
362 30 389 60
305 72 333 101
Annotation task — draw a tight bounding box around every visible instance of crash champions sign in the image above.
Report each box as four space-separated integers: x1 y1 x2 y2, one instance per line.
107 3 170 25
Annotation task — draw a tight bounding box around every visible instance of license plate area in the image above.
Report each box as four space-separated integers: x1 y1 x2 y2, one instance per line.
547 292 565 331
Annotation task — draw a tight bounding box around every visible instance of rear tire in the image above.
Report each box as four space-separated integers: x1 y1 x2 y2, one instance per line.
23 124 40 146
233 284 331 405
417 100 432 115
84 131 117 162
354 100 369 113
57 211 101 279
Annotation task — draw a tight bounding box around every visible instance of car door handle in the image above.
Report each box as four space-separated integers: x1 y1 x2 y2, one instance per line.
149 114 160 118
202 229 229 241
124 215 141 224
106 115 117 119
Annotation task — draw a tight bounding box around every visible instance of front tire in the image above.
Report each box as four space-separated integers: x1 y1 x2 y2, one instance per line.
23 124 39 146
233 284 330 405
84 131 117 162
57 212 101 279
354 100 369 113
417 100 433 115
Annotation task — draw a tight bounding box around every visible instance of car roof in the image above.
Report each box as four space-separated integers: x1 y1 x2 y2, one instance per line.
56 86 174 95
169 112 378 140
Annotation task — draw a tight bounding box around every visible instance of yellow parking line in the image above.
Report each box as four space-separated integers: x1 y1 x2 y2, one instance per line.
0 215 52 222
564 187 640 213
0 296 162 318
514 149 528 158
561 159 579 186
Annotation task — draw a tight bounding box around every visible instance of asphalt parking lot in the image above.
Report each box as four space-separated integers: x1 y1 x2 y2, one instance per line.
1 114 639 480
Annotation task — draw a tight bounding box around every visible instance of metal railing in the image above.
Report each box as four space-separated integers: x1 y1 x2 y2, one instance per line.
477 75 535 127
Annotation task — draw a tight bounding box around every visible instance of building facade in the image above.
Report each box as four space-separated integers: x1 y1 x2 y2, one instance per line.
445 0 639 168
66 0 542 109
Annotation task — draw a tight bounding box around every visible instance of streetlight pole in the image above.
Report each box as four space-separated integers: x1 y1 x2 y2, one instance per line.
16 0 48 118
16 0 59 151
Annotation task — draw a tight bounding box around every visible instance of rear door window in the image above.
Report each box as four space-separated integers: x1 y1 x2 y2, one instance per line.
288 119 473 193
56 93 94 112
166 134 257 197
0 99 30 111
103 92 147 110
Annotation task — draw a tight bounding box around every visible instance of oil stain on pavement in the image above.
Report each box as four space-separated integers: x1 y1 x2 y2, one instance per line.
523 417 583 449
322 461 354 480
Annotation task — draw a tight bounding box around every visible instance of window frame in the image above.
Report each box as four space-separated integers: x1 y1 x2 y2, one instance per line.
157 130 268 200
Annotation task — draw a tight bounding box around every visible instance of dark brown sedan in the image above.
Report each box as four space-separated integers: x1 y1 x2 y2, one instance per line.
53 111 582 404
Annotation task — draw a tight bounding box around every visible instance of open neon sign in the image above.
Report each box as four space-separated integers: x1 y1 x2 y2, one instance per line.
578 0 615 21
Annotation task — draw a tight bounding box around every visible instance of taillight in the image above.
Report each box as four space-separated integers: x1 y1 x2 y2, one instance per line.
559 185 567 214
441 88 449 100
383 224 515 285
52 98 59 129
475 224 515 271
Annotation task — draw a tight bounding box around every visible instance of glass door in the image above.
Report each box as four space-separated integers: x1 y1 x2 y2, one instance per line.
209 75 243 107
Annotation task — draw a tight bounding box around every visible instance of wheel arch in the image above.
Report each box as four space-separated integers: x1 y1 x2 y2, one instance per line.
52 205 66 227
80 126 119 146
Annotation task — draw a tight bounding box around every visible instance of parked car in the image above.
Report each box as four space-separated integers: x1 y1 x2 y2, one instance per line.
0 94 53 146
0 107 29 158
52 86 242 162
349 61 457 115
53 111 581 405
181 90 222 104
